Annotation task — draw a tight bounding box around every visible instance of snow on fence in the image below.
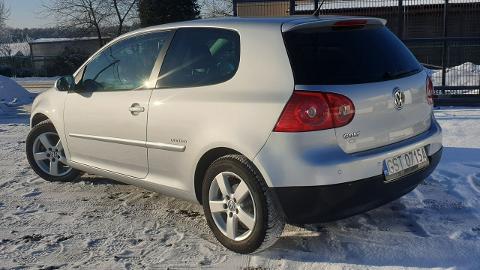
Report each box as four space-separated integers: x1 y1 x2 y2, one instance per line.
430 63 480 94
429 63 480 86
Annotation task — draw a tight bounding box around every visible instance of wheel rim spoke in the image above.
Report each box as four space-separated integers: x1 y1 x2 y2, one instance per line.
215 173 232 197
56 139 67 165
58 155 68 165
209 200 226 213
49 160 59 175
38 134 52 149
237 206 255 230
233 181 250 203
34 152 49 161
226 214 238 239
55 139 64 151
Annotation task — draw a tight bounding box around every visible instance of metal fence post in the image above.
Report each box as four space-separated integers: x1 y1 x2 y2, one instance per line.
398 0 404 39
232 0 238 16
314 0 319 11
441 0 449 90
289 0 295 15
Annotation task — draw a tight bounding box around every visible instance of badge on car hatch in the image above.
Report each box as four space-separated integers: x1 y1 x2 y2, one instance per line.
393 87 406 110
343 131 360 140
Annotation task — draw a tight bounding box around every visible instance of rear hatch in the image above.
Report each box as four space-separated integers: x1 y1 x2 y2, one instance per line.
282 18 433 153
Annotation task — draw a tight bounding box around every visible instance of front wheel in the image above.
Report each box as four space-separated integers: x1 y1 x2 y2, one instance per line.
202 155 285 254
26 120 80 182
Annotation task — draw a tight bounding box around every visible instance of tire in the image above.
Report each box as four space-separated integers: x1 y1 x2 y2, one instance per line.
26 120 81 182
202 154 285 254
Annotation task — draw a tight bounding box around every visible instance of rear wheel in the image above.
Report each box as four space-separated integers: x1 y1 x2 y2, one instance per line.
26 120 80 182
202 155 285 254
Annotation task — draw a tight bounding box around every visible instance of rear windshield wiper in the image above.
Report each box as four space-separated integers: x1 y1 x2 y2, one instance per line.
382 69 421 80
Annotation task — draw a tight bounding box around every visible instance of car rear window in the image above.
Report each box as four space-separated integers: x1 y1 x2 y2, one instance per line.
283 26 423 85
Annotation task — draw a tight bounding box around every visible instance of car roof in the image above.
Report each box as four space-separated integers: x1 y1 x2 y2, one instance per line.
123 15 385 37
141 16 309 30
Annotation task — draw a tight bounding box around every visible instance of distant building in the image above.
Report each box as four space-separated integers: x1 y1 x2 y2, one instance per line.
236 0 292 16
29 37 110 74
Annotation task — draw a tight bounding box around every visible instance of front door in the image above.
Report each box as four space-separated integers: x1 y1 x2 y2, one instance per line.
147 28 241 189
64 31 172 178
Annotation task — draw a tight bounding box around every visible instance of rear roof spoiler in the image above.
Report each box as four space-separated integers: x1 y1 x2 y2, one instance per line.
282 17 387 32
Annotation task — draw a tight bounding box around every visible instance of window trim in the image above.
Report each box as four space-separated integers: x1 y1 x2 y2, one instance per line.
72 29 175 93
148 29 176 89
155 27 241 90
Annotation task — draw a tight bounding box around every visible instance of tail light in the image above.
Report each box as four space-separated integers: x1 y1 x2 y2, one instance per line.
426 77 434 105
274 91 355 132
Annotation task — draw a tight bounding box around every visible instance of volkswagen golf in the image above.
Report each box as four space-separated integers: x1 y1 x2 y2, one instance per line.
26 16 443 254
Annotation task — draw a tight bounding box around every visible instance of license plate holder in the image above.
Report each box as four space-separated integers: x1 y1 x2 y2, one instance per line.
384 147 429 183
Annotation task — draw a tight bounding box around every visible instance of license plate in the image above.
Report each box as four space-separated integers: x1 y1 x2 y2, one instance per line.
384 147 429 182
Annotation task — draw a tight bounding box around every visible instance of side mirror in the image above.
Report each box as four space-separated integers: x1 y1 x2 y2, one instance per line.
55 75 76 92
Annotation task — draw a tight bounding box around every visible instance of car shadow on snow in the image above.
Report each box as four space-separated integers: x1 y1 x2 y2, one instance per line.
257 147 480 269
72 174 128 186
440 146 480 164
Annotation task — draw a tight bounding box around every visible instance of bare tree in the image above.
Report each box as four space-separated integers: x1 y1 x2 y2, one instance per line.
43 0 138 43
111 0 138 36
0 42 11 58
0 0 11 57
0 0 8 28
42 0 109 46
201 0 233 18
0 34 12 57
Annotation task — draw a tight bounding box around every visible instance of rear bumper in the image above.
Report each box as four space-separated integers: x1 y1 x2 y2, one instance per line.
271 148 442 224
254 116 443 187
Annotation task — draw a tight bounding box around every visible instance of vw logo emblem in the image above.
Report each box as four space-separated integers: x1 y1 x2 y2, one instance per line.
393 87 406 110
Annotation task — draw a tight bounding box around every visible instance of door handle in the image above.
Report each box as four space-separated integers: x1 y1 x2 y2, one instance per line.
129 103 145 115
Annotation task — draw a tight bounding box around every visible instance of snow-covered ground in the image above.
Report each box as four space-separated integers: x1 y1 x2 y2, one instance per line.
12 77 58 94
13 77 59 83
0 76 36 107
0 98 479 269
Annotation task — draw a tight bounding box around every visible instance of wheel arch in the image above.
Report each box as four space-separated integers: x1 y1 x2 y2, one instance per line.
30 105 70 161
31 113 50 128
30 112 63 137
194 147 242 204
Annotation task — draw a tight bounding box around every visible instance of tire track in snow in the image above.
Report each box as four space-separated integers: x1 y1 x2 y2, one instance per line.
2 111 480 269
468 173 480 194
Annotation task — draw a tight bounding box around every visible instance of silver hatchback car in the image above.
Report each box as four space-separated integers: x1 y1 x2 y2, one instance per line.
26 16 442 253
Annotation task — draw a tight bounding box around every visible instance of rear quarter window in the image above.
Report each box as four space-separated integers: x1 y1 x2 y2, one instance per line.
158 28 240 88
283 26 422 85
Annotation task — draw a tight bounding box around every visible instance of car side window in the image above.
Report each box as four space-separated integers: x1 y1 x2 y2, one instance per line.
157 28 240 88
81 31 171 92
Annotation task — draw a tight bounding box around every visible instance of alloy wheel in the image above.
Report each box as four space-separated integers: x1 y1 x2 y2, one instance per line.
208 172 256 241
32 132 72 177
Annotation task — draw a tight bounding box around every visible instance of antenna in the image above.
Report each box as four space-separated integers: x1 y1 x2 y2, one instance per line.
313 0 327 16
